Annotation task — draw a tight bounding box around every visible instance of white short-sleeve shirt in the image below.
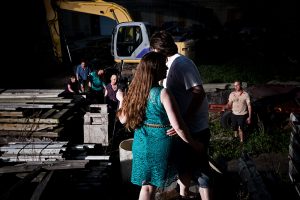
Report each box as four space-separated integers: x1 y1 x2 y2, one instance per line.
164 54 209 132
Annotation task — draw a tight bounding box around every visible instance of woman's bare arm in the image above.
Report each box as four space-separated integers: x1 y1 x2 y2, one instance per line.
161 88 193 144
116 90 126 124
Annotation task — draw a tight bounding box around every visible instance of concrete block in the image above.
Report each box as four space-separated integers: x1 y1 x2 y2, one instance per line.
84 124 108 145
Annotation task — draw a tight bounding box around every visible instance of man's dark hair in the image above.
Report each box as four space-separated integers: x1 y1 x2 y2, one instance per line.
150 31 178 57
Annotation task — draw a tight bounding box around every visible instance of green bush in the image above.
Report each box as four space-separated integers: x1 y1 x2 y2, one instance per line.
196 61 300 84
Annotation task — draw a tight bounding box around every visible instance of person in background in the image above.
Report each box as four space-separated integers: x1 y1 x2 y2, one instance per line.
105 74 119 113
225 80 251 143
105 74 119 134
58 74 79 98
150 30 212 200
76 59 91 93
88 69 106 104
116 52 201 200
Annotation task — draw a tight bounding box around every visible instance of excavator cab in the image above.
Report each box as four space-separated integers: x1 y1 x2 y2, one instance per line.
112 22 151 63
112 22 196 63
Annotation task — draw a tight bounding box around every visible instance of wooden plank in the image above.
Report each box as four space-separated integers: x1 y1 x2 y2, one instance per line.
84 112 108 118
0 166 43 200
51 108 69 119
40 109 57 119
1 89 64 94
30 171 54 200
0 117 59 124
0 94 60 98
3 141 68 149
90 104 107 108
0 102 30 105
55 103 77 109
0 111 24 117
0 123 57 131
83 155 110 160
8 141 68 145
2 155 64 162
66 103 76 108
0 104 54 110
0 98 72 103
1 147 66 155
0 108 18 111
0 160 88 173
72 144 96 149
65 155 110 160
0 127 63 137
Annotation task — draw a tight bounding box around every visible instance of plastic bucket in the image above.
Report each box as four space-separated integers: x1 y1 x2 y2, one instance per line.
119 138 133 183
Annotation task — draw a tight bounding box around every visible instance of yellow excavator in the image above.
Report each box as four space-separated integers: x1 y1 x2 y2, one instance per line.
44 0 195 65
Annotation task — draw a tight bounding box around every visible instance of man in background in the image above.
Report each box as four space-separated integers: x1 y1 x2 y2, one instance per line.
225 80 252 143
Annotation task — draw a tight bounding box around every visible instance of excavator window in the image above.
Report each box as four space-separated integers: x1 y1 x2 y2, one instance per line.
116 26 142 56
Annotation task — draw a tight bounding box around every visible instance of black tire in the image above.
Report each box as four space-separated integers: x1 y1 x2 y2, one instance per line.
254 114 265 134
221 110 232 129
247 113 265 134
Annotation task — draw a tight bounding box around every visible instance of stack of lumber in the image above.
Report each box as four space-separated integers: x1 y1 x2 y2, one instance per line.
0 141 68 162
0 89 81 141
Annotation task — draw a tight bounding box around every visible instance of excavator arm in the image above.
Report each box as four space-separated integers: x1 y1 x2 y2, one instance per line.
43 0 133 63
54 0 132 23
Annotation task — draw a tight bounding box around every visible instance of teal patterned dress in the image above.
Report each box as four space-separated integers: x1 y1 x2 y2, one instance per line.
131 86 176 188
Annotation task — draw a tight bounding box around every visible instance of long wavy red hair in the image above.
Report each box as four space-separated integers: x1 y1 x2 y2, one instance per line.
118 52 167 130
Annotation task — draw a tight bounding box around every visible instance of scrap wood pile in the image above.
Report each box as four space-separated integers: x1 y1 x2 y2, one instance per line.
0 89 85 144
0 141 111 200
0 141 68 162
0 152 91 200
0 90 116 200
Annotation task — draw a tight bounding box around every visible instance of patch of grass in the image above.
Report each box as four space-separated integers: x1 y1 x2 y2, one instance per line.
209 119 290 161
210 138 242 160
243 131 289 155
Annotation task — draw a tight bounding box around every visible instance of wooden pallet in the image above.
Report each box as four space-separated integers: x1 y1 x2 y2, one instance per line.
0 106 74 138
0 89 82 141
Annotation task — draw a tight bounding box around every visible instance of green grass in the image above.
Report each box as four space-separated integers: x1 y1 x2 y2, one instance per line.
208 117 290 161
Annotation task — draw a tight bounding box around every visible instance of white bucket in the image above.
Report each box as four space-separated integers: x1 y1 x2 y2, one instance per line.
119 138 133 183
